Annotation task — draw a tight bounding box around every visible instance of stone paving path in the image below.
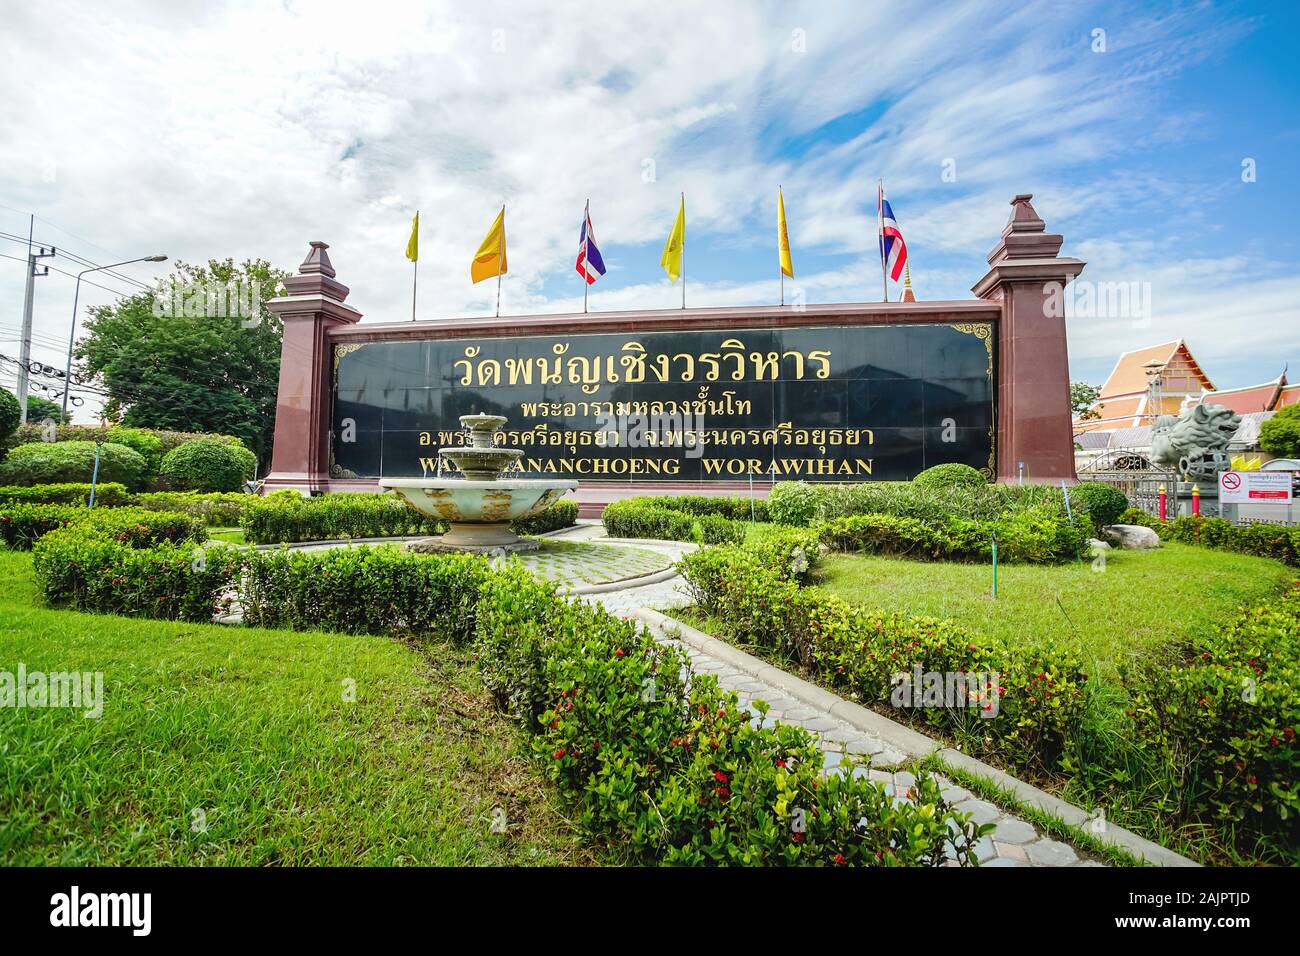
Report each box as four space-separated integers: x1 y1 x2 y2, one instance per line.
550 522 1103 867
511 541 671 588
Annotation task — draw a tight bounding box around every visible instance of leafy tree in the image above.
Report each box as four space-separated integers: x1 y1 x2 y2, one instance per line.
0 388 21 449
77 258 287 464
25 395 70 424
1071 381 1101 420
1260 404 1300 459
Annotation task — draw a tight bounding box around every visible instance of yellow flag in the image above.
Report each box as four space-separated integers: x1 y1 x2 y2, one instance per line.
471 207 507 284
405 211 419 262
777 188 794 278
660 195 685 283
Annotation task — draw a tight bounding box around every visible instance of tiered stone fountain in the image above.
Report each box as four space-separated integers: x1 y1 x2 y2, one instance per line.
379 413 577 554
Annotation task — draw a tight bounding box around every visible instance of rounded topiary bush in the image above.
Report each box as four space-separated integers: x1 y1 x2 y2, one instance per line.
159 439 257 492
106 427 165 476
0 440 148 490
1072 481 1129 531
913 463 987 491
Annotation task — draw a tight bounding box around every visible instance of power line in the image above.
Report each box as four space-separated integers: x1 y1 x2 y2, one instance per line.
0 251 143 298
0 232 156 291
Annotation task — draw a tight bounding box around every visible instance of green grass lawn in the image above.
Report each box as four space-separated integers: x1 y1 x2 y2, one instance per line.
815 542 1295 673
0 548 589 866
207 526 246 545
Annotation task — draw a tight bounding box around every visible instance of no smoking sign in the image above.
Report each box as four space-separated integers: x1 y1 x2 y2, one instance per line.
1219 470 1292 504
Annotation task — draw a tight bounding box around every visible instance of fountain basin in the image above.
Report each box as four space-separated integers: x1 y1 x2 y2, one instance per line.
378 477 576 553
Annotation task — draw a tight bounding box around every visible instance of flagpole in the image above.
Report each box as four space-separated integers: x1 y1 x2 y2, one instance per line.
779 185 784 307
495 203 504 318
680 192 686 310
583 198 590 314
877 180 889 303
410 209 419 321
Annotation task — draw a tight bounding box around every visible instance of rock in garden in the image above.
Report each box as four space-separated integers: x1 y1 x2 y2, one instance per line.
1102 524 1161 550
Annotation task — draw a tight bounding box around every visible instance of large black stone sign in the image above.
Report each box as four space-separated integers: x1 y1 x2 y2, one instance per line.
330 322 995 482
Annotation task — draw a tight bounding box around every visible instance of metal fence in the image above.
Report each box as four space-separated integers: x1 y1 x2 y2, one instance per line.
1080 468 1299 526
1077 469 1178 517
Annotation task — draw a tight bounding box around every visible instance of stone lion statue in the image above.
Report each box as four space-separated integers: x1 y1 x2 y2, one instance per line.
1150 402 1242 481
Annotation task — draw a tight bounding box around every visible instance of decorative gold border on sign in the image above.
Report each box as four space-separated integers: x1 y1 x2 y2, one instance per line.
951 322 997 478
333 342 366 374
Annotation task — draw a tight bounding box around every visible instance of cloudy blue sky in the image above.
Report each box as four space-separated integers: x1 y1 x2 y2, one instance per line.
1 0 1296 420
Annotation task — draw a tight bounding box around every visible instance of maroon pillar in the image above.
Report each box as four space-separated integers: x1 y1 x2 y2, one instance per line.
972 195 1085 483
262 242 362 494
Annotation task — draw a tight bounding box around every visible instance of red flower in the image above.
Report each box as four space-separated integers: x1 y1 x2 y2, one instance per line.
1248 775 1258 785
833 853 847 866
713 771 729 783
1285 727 1295 740
792 832 804 843
553 749 566 760
614 649 624 657
775 759 787 769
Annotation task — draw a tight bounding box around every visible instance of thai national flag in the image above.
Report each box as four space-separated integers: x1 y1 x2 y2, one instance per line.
878 183 908 282
575 205 606 285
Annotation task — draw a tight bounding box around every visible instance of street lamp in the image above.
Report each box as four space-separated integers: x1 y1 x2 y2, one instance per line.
60 255 168 419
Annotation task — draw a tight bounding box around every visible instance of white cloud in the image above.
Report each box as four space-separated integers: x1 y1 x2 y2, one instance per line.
0 0 1287 419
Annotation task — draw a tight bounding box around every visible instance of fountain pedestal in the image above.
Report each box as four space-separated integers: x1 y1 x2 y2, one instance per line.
378 414 578 555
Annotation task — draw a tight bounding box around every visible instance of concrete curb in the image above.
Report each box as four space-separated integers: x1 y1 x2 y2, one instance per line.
633 607 1199 868
571 567 680 595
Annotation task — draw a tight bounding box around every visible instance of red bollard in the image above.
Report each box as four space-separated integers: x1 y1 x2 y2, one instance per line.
1158 484 1167 522
1191 484 1201 517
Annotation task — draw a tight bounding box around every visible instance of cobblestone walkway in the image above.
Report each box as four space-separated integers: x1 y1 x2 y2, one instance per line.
548 522 1104 867
511 541 671 588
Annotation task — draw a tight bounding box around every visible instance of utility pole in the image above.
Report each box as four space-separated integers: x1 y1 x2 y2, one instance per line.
16 215 55 423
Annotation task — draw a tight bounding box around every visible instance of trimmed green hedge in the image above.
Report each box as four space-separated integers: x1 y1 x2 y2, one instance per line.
601 500 695 541
0 504 207 550
14 422 248 457
601 496 767 544
475 564 988 864
0 441 149 490
31 526 235 622
768 480 1067 526
625 494 770 522
242 493 576 545
677 543 1090 774
1124 584 1300 842
240 545 489 640
242 493 445 544
508 499 578 536
817 507 1090 564
1119 508 1299 567
131 491 251 527
0 482 130 506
